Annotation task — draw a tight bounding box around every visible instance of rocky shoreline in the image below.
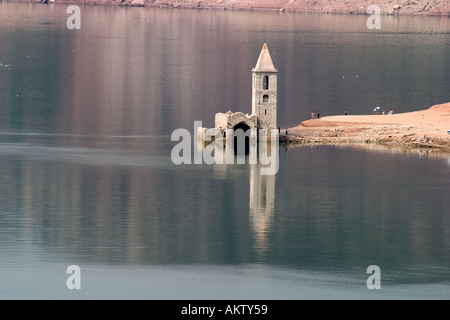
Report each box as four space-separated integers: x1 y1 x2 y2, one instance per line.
282 129 450 152
6 0 450 16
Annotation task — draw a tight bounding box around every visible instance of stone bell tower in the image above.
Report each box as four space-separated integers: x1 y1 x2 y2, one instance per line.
251 43 278 130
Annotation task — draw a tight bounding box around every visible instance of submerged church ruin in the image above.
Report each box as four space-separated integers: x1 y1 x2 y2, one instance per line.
200 43 279 141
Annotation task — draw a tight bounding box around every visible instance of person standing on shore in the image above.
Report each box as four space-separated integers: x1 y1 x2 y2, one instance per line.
317 111 320 119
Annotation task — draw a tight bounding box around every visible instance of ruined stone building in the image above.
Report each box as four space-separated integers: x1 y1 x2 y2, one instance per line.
209 43 278 140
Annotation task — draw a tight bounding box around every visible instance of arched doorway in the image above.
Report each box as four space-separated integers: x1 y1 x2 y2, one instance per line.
232 122 251 155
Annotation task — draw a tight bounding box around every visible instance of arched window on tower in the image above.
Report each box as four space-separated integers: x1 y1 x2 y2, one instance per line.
263 75 269 90
263 95 269 103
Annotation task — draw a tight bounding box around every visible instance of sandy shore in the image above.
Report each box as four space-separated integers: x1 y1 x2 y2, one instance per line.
286 102 450 152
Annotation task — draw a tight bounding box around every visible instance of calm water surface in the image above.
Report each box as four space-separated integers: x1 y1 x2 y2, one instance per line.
0 3 449 299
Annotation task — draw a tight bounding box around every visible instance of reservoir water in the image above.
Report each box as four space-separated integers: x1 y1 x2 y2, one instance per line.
0 3 449 299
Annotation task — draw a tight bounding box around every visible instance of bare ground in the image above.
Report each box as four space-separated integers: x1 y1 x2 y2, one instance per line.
286 102 450 152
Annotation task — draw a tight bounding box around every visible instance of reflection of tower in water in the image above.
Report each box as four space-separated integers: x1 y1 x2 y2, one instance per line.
210 140 278 257
249 163 276 257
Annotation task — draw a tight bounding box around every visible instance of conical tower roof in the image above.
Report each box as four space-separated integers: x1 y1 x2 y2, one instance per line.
253 43 277 72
